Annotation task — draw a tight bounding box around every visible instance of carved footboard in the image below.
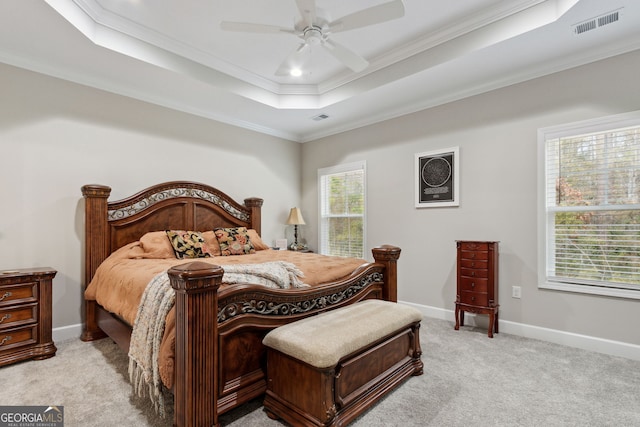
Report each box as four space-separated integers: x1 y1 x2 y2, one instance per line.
167 246 400 427
168 262 223 427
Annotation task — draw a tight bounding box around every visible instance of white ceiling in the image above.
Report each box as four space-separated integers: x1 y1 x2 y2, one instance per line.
1 0 639 142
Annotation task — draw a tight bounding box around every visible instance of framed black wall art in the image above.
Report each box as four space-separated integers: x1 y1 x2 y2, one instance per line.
415 147 459 208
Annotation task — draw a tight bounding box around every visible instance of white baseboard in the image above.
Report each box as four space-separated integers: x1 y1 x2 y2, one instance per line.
55 305 640 362
401 301 640 362
52 323 83 343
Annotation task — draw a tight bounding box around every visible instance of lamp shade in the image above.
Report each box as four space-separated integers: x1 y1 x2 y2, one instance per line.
286 207 306 225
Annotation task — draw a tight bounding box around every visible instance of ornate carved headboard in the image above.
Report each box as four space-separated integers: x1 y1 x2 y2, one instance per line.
81 181 263 287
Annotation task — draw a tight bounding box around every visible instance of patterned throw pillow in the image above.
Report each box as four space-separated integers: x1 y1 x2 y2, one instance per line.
214 227 256 256
165 230 213 259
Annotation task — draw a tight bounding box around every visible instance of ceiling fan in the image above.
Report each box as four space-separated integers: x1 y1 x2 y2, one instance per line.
220 0 405 76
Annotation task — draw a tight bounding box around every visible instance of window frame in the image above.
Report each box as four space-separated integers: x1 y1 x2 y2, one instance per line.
537 110 640 300
317 161 367 258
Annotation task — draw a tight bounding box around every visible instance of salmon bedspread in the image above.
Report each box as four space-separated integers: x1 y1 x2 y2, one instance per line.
85 238 367 390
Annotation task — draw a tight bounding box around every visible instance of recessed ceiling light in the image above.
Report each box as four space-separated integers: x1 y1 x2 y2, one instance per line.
290 68 302 77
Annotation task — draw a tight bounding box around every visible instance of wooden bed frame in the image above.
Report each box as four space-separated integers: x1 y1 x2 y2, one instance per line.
80 181 401 427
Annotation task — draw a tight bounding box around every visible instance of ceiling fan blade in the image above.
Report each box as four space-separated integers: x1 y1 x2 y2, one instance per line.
329 0 405 33
322 39 368 72
275 43 310 76
295 0 317 27
220 21 294 35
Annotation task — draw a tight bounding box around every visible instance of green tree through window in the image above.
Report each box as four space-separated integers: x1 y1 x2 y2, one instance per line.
541 113 640 296
319 162 366 258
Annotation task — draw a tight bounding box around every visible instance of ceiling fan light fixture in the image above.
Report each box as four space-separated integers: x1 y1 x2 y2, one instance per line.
290 68 303 77
220 0 406 75
303 26 324 45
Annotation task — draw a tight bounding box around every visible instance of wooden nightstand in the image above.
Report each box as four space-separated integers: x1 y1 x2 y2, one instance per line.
0 268 57 366
454 241 499 338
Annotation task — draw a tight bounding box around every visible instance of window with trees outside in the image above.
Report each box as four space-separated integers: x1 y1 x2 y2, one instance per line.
538 111 640 299
318 161 366 258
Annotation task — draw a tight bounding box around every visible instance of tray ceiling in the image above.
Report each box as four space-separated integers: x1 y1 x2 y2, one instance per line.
1 0 639 142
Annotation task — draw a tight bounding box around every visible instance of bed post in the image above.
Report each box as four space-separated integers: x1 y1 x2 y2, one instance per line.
244 197 263 235
81 184 111 341
168 262 224 427
372 245 401 303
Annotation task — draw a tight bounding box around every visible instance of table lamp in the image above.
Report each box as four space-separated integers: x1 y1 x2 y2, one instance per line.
286 207 306 250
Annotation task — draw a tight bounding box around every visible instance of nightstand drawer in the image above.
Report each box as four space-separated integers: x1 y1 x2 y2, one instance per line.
459 277 488 292
460 291 488 307
0 303 38 330
0 282 38 306
0 325 37 352
0 268 56 366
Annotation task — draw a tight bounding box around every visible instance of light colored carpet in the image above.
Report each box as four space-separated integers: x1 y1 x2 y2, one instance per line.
1 316 639 426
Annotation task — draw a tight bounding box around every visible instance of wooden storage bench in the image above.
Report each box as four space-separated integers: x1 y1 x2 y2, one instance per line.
262 299 423 426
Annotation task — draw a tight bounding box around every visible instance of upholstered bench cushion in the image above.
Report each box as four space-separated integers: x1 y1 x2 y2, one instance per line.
262 300 422 368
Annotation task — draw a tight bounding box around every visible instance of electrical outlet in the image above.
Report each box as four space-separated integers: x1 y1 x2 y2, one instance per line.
512 286 521 299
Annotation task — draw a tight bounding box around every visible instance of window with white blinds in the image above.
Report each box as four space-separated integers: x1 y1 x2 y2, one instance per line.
318 162 366 258
539 111 640 298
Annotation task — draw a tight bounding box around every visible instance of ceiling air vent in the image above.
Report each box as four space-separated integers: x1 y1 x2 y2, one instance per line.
573 9 621 35
312 114 329 121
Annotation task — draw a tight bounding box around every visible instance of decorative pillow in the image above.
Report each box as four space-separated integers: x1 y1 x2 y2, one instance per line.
247 229 271 251
138 231 176 259
214 227 256 256
201 230 222 256
165 230 213 259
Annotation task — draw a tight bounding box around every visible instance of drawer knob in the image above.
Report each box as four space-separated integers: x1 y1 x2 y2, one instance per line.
0 313 11 324
470 254 475 258
0 335 12 346
0 291 12 302
471 296 476 301
471 282 475 288
471 271 476 277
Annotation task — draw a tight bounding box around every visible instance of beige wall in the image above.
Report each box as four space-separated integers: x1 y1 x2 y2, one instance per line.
302 50 640 348
0 63 301 331
2 49 639 354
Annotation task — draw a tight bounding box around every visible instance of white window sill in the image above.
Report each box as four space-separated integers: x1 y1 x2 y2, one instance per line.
540 281 640 300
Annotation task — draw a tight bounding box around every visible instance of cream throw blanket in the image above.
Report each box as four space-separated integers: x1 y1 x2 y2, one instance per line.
128 261 307 417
